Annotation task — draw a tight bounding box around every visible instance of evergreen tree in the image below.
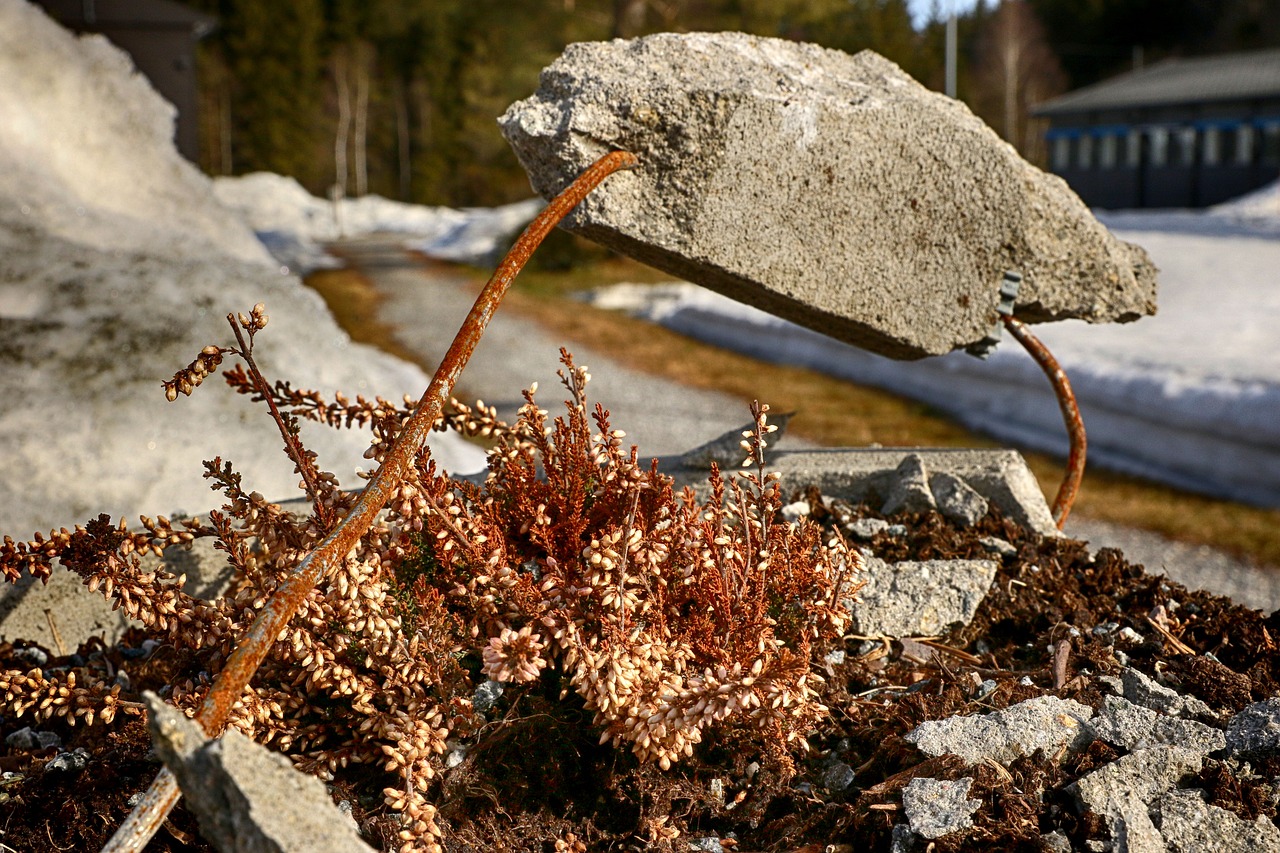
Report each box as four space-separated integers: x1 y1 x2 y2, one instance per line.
222 0 326 186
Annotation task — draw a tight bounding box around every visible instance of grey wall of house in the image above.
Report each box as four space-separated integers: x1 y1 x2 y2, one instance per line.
1044 100 1280 209
99 28 202 162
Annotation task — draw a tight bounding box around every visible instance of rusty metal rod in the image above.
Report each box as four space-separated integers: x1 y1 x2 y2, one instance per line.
1002 316 1086 528
101 149 639 853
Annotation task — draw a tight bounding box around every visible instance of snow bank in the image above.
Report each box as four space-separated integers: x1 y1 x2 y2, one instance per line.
0 1 485 536
212 172 542 273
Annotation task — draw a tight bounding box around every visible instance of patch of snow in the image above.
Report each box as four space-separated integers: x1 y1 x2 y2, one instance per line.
0 2 485 537
213 171 543 273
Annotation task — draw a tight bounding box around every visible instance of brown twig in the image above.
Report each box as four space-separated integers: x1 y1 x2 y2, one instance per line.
1002 316 1086 528
227 315 335 528
100 149 639 853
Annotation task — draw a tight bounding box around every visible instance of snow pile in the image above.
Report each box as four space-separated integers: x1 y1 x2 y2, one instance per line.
0 1 484 536
213 172 542 273
583 214 1280 506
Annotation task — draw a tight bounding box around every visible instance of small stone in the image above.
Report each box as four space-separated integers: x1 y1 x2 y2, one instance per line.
890 824 917 853
1118 627 1145 644
4 727 60 750
825 649 846 666
930 472 989 527
907 696 1094 764
1041 830 1073 853
688 837 724 853
12 646 47 667
822 761 856 793
45 748 89 773
1226 698 1280 760
978 536 1018 558
780 500 810 522
886 524 909 537
848 517 890 539
1120 667 1213 719
881 455 936 516
473 678 504 713
445 741 468 769
901 777 980 839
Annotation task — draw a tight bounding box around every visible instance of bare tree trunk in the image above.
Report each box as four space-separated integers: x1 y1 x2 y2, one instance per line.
353 41 372 198
1003 39 1020 144
333 48 351 196
393 76 411 201
613 0 646 37
219 78 233 175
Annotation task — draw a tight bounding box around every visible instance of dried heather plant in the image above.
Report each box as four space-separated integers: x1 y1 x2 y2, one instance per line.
0 330 860 850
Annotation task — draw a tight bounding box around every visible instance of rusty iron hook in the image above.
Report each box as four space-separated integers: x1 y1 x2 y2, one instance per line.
1002 315 1086 529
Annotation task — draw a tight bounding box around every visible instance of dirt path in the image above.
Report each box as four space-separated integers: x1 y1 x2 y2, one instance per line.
332 236 1280 613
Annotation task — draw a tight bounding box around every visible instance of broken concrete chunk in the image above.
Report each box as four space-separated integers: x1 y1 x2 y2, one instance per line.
144 692 375 853
906 696 1094 764
881 454 936 516
501 32 1157 361
851 556 997 637
1115 667 1215 719
1156 788 1280 853
1091 696 1226 754
901 777 980 839
1225 698 1280 760
930 471 990 528
1071 745 1204 821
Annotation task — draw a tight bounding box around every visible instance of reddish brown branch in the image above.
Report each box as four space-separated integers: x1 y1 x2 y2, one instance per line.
101 149 639 853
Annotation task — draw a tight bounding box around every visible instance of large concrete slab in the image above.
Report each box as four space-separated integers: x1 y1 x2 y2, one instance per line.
500 32 1157 360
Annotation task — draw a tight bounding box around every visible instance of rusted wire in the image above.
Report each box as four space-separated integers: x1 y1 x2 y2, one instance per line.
1002 316 1086 528
100 149 639 853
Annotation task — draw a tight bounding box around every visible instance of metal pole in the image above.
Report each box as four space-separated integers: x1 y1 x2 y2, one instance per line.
945 9 958 98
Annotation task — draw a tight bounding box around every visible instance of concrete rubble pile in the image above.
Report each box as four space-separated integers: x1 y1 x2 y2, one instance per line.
10 29 1238 853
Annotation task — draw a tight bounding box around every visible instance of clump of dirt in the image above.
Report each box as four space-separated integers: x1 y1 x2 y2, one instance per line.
2 499 1278 851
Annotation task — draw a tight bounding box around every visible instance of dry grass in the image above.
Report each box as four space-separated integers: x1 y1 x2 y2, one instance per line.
304 257 1280 569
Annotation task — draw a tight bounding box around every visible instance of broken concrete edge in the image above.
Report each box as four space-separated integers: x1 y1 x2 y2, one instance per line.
665 447 1059 537
143 692 375 853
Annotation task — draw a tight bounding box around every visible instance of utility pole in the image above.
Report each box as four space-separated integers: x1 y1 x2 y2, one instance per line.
945 4 958 98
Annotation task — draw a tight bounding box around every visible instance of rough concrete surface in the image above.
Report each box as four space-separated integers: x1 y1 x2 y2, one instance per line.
1090 696 1225 754
0 535 231 650
850 556 997 637
145 693 375 853
708 447 1060 536
906 695 1095 764
1071 745 1204 821
1225 698 1280 759
500 32 1157 360
900 776 980 839
1156 788 1280 853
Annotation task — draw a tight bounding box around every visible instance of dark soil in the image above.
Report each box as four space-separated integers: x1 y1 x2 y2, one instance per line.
3 499 1278 852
